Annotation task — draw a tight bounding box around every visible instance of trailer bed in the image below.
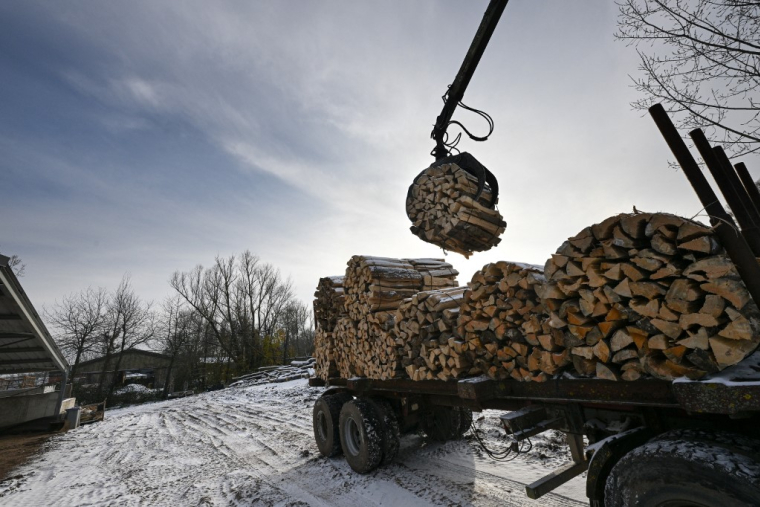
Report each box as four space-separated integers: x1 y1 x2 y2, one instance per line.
310 351 760 416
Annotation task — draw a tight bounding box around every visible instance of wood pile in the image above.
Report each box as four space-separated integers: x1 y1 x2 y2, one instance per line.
334 256 459 380
391 286 477 381
457 262 563 381
228 359 315 388
313 276 345 332
407 162 506 258
539 212 760 381
314 329 337 381
333 317 364 378
315 214 760 384
312 276 345 381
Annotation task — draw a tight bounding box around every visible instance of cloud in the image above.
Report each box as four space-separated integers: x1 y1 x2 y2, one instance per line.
3 0 755 314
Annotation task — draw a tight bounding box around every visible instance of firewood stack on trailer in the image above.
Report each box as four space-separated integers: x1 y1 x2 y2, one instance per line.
539 212 760 381
392 285 472 381
313 212 760 384
313 257 459 381
313 276 345 380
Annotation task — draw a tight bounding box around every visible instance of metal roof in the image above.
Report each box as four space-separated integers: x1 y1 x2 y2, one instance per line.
0 255 69 374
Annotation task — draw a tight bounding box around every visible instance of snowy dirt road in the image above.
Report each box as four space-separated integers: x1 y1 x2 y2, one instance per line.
0 379 586 506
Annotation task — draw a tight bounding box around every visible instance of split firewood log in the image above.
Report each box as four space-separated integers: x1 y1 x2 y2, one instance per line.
540 212 760 381
407 162 506 258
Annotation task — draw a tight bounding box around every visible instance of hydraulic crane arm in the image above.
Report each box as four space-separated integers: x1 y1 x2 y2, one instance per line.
431 0 510 161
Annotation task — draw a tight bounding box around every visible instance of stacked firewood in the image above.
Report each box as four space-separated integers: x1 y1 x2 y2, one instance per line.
314 329 337 381
333 317 362 378
391 286 478 381
456 262 566 381
407 162 506 258
539 212 760 381
338 256 459 380
312 276 346 380
313 276 345 331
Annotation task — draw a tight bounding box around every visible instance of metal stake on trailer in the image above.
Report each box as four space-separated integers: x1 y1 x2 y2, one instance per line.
647 103 760 310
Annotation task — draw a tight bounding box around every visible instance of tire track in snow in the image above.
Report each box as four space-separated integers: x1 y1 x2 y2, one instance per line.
0 380 586 506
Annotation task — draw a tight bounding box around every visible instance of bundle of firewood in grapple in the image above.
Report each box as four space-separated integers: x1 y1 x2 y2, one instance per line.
338 256 460 380
457 262 563 381
539 212 760 381
406 162 506 258
392 286 478 381
313 276 345 331
314 328 338 381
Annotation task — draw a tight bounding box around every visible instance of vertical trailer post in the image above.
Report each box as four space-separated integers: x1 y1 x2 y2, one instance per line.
688 129 760 255
647 104 760 309
713 146 760 219
734 162 760 213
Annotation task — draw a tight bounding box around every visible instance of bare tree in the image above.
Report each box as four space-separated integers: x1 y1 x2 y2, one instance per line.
98 276 155 398
158 295 191 398
617 0 760 156
279 301 314 363
46 287 108 381
0 247 26 277
170 250 297 372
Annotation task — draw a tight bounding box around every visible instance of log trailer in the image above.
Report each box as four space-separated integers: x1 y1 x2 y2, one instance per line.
311 1 760 506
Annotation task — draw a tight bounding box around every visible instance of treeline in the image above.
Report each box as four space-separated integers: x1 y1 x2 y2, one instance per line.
48 250 313 400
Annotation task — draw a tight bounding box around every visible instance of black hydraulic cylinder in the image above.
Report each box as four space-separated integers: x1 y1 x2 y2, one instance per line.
648 104 760 309
734 161 760 214
689 130 760 255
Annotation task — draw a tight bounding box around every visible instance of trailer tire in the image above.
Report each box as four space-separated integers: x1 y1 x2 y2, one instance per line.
368 398 400 466
313 394 348 457
457 408 473 437
422 406 461 442
339 398 383 474
604 436 760 507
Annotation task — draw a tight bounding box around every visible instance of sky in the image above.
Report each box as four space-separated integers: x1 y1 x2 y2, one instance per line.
2 1 759 316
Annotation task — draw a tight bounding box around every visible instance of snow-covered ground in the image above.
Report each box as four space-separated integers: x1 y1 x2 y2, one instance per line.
0 379 586 506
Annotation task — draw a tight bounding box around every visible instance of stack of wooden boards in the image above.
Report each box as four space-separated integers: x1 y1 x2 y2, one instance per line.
314 212 760 383
407 162 506 258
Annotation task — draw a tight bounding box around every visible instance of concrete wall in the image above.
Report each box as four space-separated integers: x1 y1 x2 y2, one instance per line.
0 391 60 430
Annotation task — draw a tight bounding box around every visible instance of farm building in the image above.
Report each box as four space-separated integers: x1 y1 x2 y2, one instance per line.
74 349 173 390
0 255 72 431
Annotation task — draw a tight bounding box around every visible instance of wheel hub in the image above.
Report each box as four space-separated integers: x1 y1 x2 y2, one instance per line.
343 416 362 457
317 410 328 441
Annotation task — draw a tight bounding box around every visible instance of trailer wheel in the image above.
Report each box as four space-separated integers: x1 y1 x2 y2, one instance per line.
313 393 351 457
339 398 383 473
368 398 400 466
457 407 473 437
422 405 461 442
605 436 760 507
